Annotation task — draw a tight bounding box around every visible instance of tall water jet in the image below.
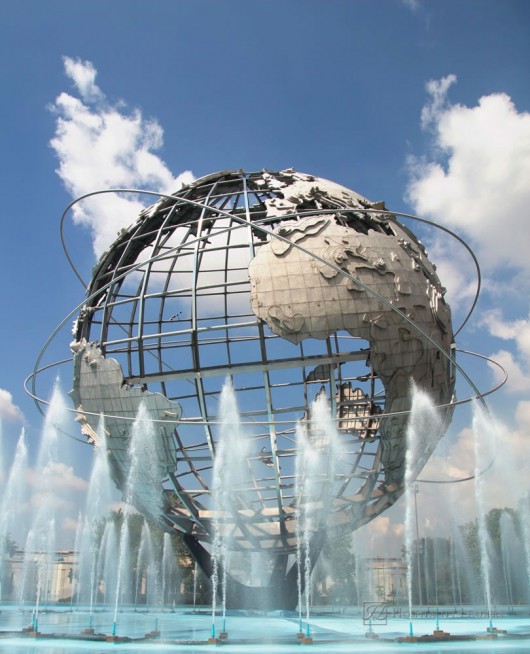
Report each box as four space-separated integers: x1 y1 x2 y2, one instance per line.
115 515 132 614
76 418 113 612
249 551 269 589
404 384 441 635
471 402 495 628
114 401 163 633
295 419 312 637
0 419 6 490
21 384 71 629
192 560 198 610
404 477 415 631
518 492 530 602
210 378 250 639
161 532 177 607
471 409 530 606
295 392 340 639
0 421 4 601
499 511 517 607
448 484 483 605
0 430 28 601
352 531 363 606
71 510 83 606
98 518 119 605
0 419 4 498
135 520 158 606
448 534 459 606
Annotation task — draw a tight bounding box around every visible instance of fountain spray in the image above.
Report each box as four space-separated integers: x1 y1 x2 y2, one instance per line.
404 384 441 639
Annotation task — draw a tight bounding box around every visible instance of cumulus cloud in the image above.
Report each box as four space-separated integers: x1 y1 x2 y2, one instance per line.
1 458 89 547
515 400 530 428
26 461 88 494
490 350 530 393
481 309 530 392
483 310 530 355
420 74 457 130
49 56 194 257
406 75 530 277
0 388 25 423
62 57 103 103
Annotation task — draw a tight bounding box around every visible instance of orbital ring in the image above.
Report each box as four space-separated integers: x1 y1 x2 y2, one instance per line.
30 183 506 490
52 188 491 410
60 191 481 337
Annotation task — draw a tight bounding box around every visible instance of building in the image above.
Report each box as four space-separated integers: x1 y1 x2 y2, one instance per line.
1 550 77 603
365 557 407 604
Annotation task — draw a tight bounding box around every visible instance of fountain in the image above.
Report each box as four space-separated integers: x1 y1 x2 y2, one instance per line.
17 385 72 630
111 400 167 638
76 418 113 617
192 560 198 610
294 392 341 643
294 419 314 641
162 532 178 607
403 385 442 640
97 517 119 606
5 169 529 651
1 388 530 651
471 402 496 634
518 494 530 605
135 520 158 606
499 511 517 608
209 378 256 641
0 430 28 601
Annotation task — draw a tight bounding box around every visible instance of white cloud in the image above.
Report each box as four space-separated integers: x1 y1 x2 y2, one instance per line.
420 74 457 130
483 310 530 356
481 310 530 393
26 461 88 494
0 459 90 548
406 76 530 277
515 400 530 428
49 56 194 257
62 56 103 103
0 388 25 423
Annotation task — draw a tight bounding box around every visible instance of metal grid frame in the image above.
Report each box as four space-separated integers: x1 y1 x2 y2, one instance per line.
71 170 455 558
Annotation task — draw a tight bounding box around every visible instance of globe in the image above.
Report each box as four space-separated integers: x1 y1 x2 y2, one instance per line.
70 168 455 608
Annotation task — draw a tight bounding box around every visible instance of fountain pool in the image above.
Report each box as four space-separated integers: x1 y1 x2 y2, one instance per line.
11 173 526 652
1 604 530 653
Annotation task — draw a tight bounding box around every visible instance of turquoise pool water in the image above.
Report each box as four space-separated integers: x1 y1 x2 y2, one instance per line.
1 605 530 653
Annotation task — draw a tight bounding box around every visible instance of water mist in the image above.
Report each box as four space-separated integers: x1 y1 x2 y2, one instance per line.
404 384 441 636
210 378 249 639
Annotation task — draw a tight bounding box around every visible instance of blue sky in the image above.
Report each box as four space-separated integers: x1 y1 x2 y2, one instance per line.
1 0 529 550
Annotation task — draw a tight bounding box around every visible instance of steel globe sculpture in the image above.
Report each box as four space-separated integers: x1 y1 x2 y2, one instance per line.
68 169 456 608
